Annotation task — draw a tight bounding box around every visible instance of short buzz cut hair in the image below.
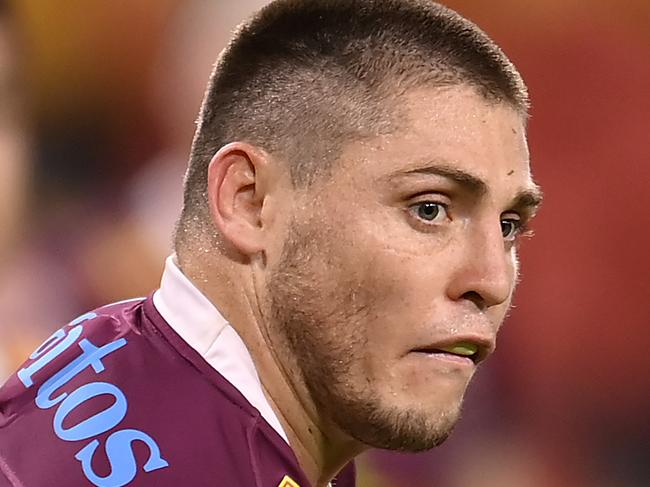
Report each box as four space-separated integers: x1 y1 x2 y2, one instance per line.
176 0 528 252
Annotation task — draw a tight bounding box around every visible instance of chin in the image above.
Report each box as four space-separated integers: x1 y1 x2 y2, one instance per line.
328 389 464 452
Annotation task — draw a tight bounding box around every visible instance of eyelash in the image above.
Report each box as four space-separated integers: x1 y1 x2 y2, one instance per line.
408 200 533 242
501 218 533 242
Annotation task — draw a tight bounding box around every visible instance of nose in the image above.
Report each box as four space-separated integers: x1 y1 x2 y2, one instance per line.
446 221 514 311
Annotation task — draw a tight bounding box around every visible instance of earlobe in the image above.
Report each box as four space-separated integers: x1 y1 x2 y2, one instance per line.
206 142 268 256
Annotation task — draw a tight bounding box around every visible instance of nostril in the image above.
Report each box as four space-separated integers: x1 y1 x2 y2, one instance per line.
460 291 486 311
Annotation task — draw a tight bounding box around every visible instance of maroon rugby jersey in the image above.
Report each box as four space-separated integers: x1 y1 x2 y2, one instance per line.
0 297 355 486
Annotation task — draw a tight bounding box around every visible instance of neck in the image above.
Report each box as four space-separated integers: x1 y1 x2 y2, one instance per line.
251 326 366 486
182 256 364 486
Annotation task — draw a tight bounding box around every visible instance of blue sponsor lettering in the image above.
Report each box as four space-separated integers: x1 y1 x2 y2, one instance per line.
17 311 169 486
75 429 169 487
36 337 127 409
53 382 127 441
18 312 97 387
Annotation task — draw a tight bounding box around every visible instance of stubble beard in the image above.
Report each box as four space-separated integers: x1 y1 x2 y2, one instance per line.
266 222 462 452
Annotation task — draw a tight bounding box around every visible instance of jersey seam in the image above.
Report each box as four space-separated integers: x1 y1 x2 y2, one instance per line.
0 455 22 487
248 415 265 487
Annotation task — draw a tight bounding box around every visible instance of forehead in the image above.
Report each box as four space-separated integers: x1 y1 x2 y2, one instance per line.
336 85 533 195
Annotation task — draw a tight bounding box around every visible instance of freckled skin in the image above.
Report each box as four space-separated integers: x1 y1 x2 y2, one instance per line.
262 86 537 450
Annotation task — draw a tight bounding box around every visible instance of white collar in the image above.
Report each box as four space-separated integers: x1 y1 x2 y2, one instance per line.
153 255 288 443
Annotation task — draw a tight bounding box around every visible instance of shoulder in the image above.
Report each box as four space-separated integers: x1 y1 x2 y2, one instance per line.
0 298 177 486
0 297 313 486
1 296 149 413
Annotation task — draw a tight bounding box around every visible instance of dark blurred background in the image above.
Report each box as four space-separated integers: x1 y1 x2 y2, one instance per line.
0 1 648 486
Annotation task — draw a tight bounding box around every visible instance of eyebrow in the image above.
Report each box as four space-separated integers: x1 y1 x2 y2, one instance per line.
510 187 544 216
391 162 544 213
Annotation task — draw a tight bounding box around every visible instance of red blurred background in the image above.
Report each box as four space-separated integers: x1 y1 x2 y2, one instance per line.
1 1 648 485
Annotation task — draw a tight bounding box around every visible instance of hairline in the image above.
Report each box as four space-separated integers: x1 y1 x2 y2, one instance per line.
175 0 530 256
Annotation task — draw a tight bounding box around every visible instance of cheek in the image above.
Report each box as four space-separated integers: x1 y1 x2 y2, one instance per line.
334 235 444 353
303 199 452 352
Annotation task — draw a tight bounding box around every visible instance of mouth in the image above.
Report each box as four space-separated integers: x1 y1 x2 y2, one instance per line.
411 339 492 365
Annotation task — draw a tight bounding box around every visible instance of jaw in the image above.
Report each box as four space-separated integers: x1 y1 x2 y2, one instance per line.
301 351 473 452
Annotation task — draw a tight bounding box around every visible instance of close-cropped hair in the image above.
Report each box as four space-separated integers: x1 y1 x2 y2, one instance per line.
176 0 528 251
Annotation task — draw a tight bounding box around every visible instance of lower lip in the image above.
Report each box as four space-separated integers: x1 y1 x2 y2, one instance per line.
411 351 475 367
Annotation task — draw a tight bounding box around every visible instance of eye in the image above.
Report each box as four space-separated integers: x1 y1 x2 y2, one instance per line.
501 218 522 241
411 201 449 223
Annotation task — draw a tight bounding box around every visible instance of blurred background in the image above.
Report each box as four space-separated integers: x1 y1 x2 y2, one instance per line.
0 1 648 485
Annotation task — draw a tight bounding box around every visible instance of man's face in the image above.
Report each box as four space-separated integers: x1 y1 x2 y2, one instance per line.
265 86 540 451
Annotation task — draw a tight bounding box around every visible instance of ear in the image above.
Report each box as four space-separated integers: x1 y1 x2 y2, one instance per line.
206 142 273 256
